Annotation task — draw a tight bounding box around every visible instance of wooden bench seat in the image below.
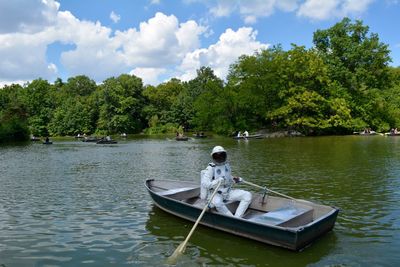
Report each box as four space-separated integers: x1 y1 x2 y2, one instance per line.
160 187 200 201
247 205 314 227
158 187 195 196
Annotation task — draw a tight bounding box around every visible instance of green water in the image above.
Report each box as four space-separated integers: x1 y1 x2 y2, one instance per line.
0 136 399 266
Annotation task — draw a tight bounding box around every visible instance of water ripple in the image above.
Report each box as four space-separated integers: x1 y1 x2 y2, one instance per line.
1 137 400 266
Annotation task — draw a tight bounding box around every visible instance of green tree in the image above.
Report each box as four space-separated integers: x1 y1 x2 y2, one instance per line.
48 75 98 135
20 79 55 136
97 74 145 134
142 78 184 125
313 18 391 91
189 67 229 133
0 84 30 142
313 18 392 130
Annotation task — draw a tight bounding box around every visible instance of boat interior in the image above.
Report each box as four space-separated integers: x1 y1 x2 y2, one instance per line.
148 180 335 228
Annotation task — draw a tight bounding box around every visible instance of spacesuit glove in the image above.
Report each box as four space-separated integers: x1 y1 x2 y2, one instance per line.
233 176 243 183
211 177 224 188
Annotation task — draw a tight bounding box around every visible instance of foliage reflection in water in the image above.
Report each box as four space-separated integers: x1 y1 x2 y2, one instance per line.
0 136 399 266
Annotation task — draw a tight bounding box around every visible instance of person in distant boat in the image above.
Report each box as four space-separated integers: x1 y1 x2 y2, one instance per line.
106 136 111 141
200 146 252 217
237 131 241 138
45 137 49 143
244 130 249 137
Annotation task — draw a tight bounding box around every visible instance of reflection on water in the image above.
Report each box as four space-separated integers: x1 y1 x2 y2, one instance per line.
1 136 399 266
145 206 337 266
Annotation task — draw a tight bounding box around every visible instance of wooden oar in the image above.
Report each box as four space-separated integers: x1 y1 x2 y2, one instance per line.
242 180 298 201
166 180 222 264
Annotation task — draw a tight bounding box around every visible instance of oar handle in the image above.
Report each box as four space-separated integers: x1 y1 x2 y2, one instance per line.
242 180 297 201
178 180 222 252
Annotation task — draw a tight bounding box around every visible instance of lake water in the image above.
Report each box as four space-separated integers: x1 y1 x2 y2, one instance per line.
0 135 399 266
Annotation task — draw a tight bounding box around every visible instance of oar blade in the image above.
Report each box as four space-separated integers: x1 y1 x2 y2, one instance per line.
166 181 222 265
166 242 186 265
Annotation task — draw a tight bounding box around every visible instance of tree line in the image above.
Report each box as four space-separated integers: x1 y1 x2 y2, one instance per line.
1 18 400 142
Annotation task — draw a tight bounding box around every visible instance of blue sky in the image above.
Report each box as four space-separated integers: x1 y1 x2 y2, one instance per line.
0 0 399 86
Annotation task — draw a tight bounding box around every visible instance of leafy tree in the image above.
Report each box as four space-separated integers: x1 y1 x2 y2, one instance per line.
313 18 391 91
187 67 229 133
48 99 95 135
313 18 392 130
48 76 98 135
62 75 97 97
0 84 30 142
97 74 145 134
143 78 184 125
20 79 55 136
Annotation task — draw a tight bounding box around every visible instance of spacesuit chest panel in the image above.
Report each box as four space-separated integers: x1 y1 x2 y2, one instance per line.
214 165 229 179
214 164 231 180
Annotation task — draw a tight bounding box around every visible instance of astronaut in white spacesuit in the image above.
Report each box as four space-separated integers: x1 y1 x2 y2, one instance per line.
200 146 252 217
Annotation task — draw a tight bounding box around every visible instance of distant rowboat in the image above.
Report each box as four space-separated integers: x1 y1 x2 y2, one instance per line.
233 134 263 139
176 136 189 141
96 139 117 144
82 137 99 142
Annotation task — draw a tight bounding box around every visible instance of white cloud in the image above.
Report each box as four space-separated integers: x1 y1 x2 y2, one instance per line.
342 0 373 14
0 3 206 84
297 0 339 20
110 11 121 23
208 0 300 24
210 0 236 17
205 0 374 23
177 27 269 81
297 0 374 20
0 1 271 85
0 0 59 34
130 67 167 85
115 12 206 67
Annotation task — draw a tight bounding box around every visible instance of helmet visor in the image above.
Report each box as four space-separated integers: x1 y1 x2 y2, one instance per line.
212 152 227 164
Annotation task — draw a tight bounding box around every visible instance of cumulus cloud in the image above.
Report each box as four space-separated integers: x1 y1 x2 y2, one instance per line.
115 12 206 67
177 27 269 81
0 0 59 34
0 0 61 82
110 11 121 23
130 67 167 85
0 1 269 85
297 0 374 20
210 0 236 17
208 0 299 24
0 2 207 84
204 0 374 23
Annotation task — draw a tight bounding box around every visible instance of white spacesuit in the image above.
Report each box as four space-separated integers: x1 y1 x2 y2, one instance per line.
200 146 252 217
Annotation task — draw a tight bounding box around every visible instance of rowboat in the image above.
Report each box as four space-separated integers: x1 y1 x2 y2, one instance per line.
176 136 189 141
96 139 118 144
353 131 378 135
82 136 99 142
233 134 263 139
193 134 207 138
384 132 400 136
145 179 339 251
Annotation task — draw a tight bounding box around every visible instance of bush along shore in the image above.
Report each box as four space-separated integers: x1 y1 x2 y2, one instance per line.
1 18 400 143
